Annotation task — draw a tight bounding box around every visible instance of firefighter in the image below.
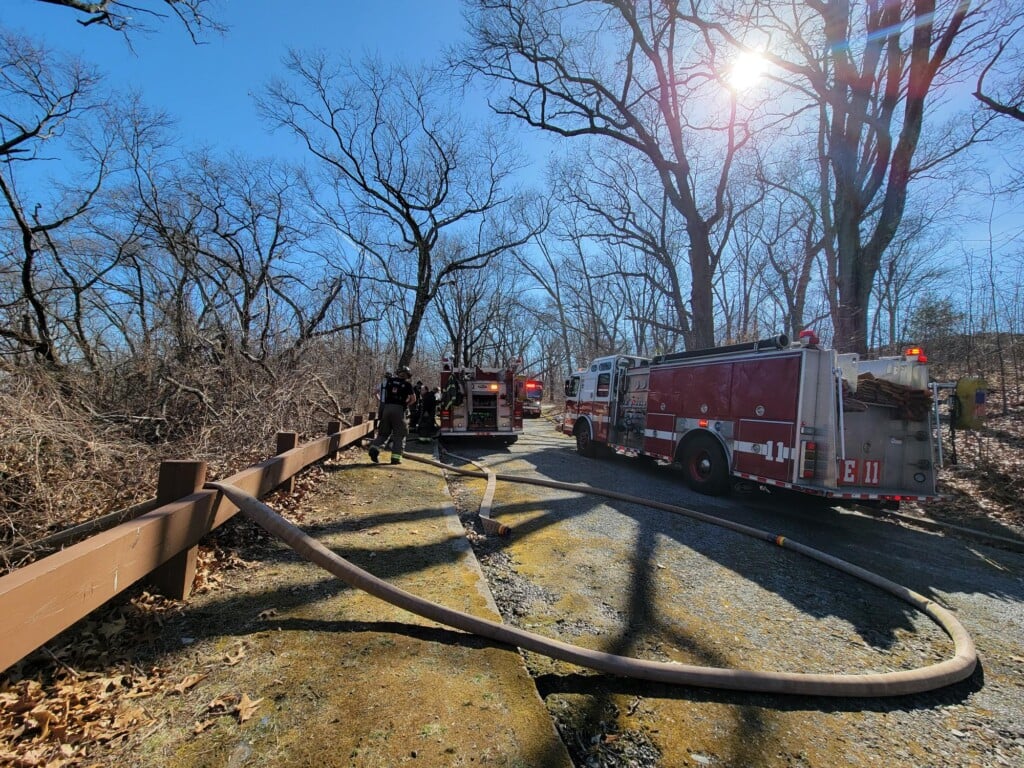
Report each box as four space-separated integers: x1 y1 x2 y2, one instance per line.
417 386 440 440
368 366 417 464
409 380 425 429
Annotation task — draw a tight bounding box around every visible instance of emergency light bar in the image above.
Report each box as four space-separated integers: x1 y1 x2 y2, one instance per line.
904 347 927 363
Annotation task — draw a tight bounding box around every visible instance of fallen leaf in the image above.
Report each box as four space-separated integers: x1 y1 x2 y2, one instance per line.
223 646 247 666
237 693 263 723
29 707 58 740
171 674 207 695
206 694 237 714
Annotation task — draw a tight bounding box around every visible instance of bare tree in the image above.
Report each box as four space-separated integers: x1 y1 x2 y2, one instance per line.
716 0 1004 352
975 24 1024 122
459 0 793 349
869 208 950 353
550 145 694 350
743 152 830 342
430 239 505 366
0 31 111 366
511 228 578 374
259 52 544 368
32 0 224 42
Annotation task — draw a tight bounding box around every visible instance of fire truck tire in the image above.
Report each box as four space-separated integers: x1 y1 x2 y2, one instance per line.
681 433 730 496
574 421 598 458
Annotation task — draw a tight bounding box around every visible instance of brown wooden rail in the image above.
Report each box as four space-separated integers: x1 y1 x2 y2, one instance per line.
0 419 374 674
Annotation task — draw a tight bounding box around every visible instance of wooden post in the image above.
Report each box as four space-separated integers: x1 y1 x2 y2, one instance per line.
276 431 299 494
327 420 341 460
148 460 206 600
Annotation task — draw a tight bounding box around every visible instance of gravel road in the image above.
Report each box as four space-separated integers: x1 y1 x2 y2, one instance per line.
441 418 1024 768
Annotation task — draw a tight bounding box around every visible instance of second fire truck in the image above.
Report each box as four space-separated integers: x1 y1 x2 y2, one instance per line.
439 361 523 443
562 332 943 505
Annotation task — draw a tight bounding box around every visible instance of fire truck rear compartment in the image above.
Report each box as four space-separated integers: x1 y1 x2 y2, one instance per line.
469 393 498 430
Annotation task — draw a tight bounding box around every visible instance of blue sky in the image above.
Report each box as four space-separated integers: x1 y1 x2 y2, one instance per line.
2 1 1018 267
2 0 473 161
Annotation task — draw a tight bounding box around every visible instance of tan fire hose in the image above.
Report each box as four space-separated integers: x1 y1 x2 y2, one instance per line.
207 456 977 697
436 449 509 536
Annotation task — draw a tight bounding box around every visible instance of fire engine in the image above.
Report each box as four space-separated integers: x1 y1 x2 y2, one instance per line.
561 332 942 505
520 378 543 418
440 360 523 443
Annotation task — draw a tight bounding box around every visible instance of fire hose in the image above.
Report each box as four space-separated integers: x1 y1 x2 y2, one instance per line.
206 458 977 698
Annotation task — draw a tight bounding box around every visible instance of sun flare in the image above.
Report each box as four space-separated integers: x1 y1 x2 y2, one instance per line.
728 50 767 91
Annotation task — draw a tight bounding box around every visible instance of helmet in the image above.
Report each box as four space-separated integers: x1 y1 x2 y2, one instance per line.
397 365 412 379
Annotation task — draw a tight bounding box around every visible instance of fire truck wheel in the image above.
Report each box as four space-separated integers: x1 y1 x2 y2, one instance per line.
680 433 730 496
574 421 597 458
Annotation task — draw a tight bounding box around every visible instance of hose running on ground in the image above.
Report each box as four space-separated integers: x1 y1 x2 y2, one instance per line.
208 465 976 697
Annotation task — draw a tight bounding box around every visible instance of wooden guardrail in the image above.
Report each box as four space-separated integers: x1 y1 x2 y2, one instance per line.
0 419 375 674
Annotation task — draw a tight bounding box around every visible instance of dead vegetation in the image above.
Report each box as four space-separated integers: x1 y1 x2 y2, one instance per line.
0 464 320 767
0 345 380 572
924 400 1024 534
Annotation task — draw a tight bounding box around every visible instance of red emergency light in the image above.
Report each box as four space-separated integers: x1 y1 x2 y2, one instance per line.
904 347 927 363
525 381 540 390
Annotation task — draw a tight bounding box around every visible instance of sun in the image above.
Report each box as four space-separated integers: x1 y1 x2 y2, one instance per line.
728 50 767 91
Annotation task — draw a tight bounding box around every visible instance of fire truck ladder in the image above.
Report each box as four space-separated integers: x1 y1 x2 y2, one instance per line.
651 334 790 365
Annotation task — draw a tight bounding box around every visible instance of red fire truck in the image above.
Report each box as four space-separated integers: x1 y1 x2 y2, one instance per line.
440 361 523 443
521 379 543 418
561 333 941 504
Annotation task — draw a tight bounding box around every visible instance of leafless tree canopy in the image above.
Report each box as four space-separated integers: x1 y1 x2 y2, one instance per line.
457 0 1013 353
259 52 546 368
34 0 224 41
975 24 1024 123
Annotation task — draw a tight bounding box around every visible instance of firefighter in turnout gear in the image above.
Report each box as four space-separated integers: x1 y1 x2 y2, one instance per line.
368 366 417 464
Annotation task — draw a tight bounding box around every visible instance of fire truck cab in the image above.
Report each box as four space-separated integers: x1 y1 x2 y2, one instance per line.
440 361 523 443
562 334 940 505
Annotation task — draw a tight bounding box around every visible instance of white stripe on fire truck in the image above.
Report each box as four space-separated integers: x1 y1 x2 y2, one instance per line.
733 472 941 502
732 440 795 460
643 429 674 441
